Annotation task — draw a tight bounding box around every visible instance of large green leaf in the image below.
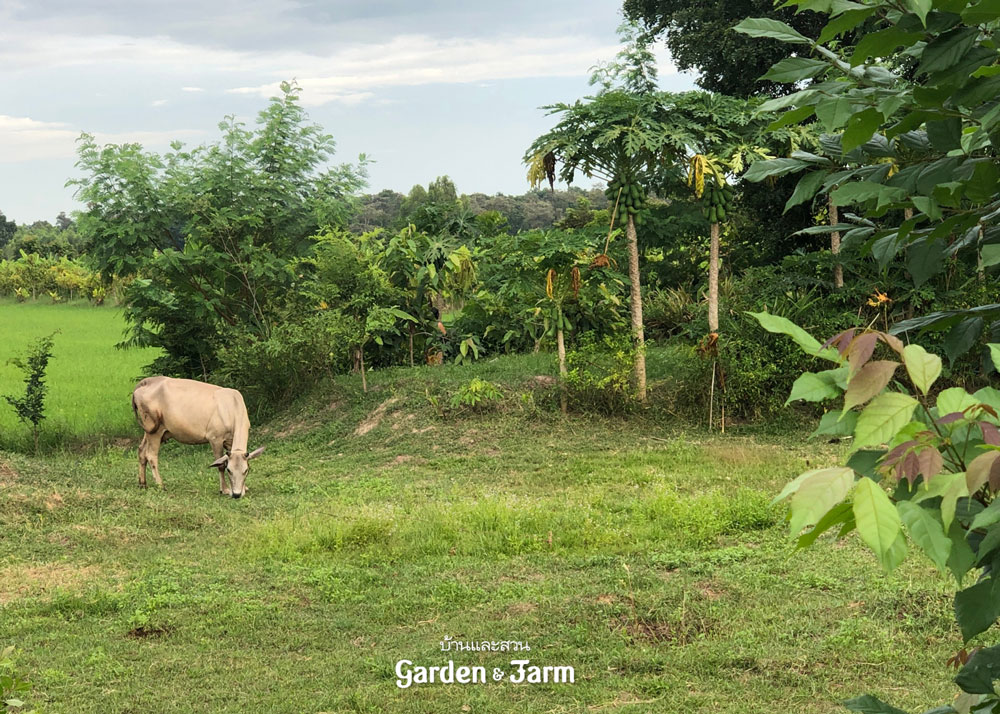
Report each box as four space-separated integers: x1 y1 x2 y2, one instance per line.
956 643 1000 694
902 344 942 395
991 344 1000 372
743 157 811 182
854 392 919 450
897 501 951 572
913 471 967 531
854 477 905 571
787 369 846 404
918 27 980 76
789 467 856 535
964 0 1000 24
903 0 932 26
785 170 830 212
733 18 812 44
955 580 1000 643
762 57 829 83
815 96 854 132
938 387 979 417
842 108 884 153
748 311 839 361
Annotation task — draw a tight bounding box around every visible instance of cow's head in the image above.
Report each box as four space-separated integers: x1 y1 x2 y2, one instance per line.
210 446 266 498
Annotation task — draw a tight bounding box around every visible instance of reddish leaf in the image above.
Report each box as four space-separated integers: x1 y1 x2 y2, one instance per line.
967 451 1000 494
915 447 944 484
847 332 879 373
982 422 1000 446
844 360 900 412
822 328 856 355
938 412 965 425
879 332 906 356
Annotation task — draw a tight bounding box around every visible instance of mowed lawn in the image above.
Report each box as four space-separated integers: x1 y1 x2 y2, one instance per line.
0 341 967 713
0 299 160 450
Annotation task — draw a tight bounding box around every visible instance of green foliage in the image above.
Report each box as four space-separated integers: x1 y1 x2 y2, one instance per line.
564 333 638 413
70 80 367 376
3 333 56 452
624 0 830 97
761 313 1000 711
0 646 33 712
449 378 503 411
736 0 1000 363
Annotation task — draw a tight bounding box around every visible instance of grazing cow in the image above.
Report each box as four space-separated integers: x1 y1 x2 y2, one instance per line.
131 376 265 498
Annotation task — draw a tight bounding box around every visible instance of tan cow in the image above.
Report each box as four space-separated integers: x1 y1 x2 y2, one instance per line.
131 376 265 498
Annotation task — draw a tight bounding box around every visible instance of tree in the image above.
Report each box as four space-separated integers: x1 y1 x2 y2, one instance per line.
70 81 367 375
0 212 15 250
526 26 689 402
4 333 56 452
735 0 1000 361
623 0 829 97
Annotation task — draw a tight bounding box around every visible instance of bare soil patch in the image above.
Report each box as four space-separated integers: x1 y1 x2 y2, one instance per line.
354 397 400 436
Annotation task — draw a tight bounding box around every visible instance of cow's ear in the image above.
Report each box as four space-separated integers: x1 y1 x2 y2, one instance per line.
209 455 228 469
247 446 266 461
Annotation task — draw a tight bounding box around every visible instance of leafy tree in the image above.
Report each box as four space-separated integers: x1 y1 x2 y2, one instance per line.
0 212 15 250
622 0 829 97
526 27 688 401
757 313 1000 713
4 333 56 452
735 0 1000 363
70 81 367 375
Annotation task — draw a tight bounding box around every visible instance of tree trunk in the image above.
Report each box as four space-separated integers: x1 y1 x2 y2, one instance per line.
708 222 720 333
829 195 843 289
556 305 567 415
625 214 646 402
359 348 367 393
408 323 415 368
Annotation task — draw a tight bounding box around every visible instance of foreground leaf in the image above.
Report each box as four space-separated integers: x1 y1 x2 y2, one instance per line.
903 344 942 395
854 477 905 572
855 393 919 450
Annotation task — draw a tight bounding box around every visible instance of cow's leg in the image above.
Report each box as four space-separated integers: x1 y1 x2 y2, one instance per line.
145 429 166 490
138 433 148 488
212 440 230 495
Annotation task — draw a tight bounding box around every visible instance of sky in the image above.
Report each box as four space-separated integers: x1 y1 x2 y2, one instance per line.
1 0 696 224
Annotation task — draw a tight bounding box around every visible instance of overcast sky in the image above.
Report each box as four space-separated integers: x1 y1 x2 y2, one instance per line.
1 0 696 224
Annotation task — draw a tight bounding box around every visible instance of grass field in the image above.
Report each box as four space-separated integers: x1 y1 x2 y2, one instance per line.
0 299 160 451
0 302 965 713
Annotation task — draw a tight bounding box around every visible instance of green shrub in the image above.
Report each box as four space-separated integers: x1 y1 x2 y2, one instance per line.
214 309 355 413
564 333 637 413
449 378 503 411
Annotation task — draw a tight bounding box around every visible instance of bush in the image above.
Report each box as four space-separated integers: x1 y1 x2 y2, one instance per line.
564 333 637 413
214 309 355 413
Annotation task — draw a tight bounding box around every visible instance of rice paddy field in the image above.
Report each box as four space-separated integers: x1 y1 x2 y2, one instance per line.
0 299 159 451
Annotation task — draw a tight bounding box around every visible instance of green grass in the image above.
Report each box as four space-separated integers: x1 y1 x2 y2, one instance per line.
0 302 965 713
0 299 160 451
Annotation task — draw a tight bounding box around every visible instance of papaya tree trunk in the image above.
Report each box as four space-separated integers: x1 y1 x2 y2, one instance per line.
829 195 843 289
625 214 646 402
359 348 367 393
408 323 415 368
556 305 567 415
708 222 720 333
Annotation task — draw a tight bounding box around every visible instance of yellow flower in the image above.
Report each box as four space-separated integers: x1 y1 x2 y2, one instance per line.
867 290 892 307
318 300 329 310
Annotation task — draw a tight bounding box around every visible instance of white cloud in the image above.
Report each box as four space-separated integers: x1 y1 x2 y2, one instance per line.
226 34 632 105
151 99 168 107
0 24 676 107
0 115 204 163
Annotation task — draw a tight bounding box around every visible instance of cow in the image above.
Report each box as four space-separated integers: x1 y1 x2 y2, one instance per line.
131 376 265 498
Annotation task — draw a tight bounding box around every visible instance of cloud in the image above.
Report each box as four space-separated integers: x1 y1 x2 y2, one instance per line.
0 115 204 163
151 99 168 107
181 86 204 92
225 34 636 106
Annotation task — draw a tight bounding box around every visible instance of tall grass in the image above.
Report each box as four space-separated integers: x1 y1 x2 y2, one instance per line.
0 299 159 451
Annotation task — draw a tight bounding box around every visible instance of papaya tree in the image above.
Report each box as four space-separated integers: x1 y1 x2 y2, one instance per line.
525 27 688 402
